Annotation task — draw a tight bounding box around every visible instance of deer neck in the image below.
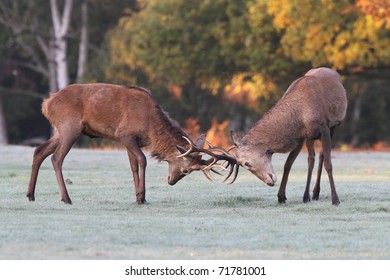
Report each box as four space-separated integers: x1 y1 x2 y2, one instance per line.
148 110 188 162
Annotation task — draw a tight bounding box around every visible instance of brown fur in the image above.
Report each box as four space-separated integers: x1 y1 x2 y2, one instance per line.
27 83 206 205
232 68 347 205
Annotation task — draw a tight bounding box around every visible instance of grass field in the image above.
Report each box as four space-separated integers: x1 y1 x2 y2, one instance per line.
0 145 389 259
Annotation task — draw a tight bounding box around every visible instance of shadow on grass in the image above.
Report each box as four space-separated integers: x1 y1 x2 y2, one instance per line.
212 196 267 208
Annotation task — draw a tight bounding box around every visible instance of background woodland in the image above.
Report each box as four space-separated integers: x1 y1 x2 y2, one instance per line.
0 0 389 148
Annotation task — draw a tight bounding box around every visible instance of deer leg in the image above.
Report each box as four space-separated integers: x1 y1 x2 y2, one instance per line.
51 128 81 204
278 139 304 203
313 127 335 201
122 138 147 204
126 150 140 198
312 149 323 200
321 128 340 205
303 140 315 203
27 132 60 201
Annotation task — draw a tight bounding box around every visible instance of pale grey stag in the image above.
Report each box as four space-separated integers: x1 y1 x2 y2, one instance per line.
231 68 347 205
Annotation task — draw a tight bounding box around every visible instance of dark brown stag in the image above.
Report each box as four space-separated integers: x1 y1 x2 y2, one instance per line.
231 68 347 205
26 84 237 205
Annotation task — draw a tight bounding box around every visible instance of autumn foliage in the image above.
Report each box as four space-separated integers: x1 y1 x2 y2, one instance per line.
1 0 389 147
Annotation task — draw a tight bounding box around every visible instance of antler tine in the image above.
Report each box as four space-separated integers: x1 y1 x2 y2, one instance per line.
201 153 237 183
207 146 239 184
202 163 230 182
203 162 229 173
202 170 216 182
177 135 239 184
204 159 238 184
226 145 236 153
179 136 232 160
176 136 195 158
222 163 235 183
206 139 214 148
226 163 239 185
203 144 239 183
210 167 225 176
209 146 235 158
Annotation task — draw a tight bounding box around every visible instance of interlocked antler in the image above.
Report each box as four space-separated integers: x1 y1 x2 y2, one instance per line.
177 136 239 184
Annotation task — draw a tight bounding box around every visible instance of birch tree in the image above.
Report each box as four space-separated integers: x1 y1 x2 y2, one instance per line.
0 0 137 144
77 0 88 82
0 0 77 92
50 0 73 89
0 0 79 144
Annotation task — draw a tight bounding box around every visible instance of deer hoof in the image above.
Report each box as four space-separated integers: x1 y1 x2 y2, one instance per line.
303 195 311 203
137 199 146 205
61 198 72 205
312 186 320 200
332 198 340 206
277 195 287 204
26 193 35 201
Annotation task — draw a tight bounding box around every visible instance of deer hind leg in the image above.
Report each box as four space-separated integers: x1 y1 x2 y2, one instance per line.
277 139 304 203
122 138 147 204
303 139 315 203
51 125 82 204
312 150 323 200
320 127 340 205
312 127 335 201
27 132 60 201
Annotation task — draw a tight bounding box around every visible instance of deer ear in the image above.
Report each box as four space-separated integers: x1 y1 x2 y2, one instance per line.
231 131 244 146
195 133 206 148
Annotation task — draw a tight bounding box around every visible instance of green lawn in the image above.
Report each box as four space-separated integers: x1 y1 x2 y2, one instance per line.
0 145 389 259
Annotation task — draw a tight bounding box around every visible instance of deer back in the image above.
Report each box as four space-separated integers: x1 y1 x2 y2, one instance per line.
42 84 156 141
247 67 347 149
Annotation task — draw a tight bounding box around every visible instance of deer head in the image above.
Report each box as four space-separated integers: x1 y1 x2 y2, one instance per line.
165 134 207 185
231 131 277 186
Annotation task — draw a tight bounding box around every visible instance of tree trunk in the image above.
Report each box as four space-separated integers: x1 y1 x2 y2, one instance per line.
77 0 88 82
50 0 73 89
0 98 8 145
350 81 367 147
48 34 58 93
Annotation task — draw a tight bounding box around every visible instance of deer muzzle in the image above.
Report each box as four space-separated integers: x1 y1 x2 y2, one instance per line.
264 172 277 187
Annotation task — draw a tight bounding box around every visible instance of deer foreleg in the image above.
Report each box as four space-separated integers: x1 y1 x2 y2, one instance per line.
27 133 60 201
278 139 304 203
321 128 340 205
122 138 147 204
303 140 315 203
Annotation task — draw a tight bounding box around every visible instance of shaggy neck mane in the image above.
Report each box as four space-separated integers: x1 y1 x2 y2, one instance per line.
148 101 188 161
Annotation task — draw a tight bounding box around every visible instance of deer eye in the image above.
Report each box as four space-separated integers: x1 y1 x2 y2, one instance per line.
181 169 190 175
244 162 252 168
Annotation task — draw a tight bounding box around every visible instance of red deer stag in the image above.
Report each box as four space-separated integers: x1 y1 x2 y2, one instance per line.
26 84 237 205
231 68 347 205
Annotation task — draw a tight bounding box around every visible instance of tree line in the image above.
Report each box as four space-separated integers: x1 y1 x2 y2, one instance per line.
0 0 389 148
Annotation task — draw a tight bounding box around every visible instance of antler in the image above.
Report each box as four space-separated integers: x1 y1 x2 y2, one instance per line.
177 136 239 184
